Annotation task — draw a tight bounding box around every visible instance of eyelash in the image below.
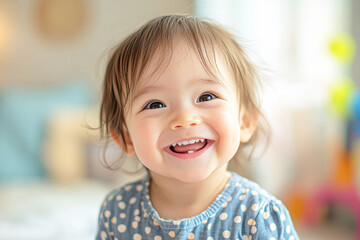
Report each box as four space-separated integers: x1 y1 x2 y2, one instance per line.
142 92 218 110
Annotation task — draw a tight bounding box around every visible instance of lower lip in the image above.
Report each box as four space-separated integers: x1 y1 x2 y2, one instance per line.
164 140 214 159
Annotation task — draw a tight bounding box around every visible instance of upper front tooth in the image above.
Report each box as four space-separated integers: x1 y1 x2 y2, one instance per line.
172 139 206 147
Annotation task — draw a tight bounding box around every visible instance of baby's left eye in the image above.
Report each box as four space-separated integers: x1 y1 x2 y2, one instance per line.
197 92 217 103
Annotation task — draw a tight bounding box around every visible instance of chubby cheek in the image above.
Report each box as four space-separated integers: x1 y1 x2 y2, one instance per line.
127 119 162 165
210 106 241 159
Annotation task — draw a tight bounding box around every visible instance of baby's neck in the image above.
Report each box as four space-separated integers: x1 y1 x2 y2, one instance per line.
148 167 231 220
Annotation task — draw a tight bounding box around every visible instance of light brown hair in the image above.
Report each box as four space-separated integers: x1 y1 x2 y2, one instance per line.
100 15 268 169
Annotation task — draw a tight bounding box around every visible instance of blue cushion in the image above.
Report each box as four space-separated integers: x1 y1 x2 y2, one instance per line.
0 81 92 182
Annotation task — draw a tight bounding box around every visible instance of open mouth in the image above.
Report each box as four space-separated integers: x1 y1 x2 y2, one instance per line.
170 138 208 154
165 138 213 159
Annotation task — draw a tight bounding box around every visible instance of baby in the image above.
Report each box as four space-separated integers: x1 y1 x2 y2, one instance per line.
96 15 299 240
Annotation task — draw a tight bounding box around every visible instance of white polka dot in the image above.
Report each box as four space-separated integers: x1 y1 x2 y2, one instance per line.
280 213 286 221
120 213 126 218
202 219 208 224
117 224 126 233
133 233 142 240
207 237 214 240
134 209 140 216
111 217 117 224
241 204 247 212
134 216 141 222
145 227 151 234
248 219 256 225
100 231 107 240
223 230 231 238
154 236 162 240
104 210 111 218
243 188 249 193
116 195 122 201
270 238 275 240
251 204 259 211
251 226 257 234
207 223 212 230
173 220 181 225
104 222 109 228
263 212 270 219
273 205 279 212
129 197 137 204
220 212 228 220
227 196 233 202
286 225 291 233
239 194 246 200
118 202 126 209
108 195 114 201
251 190 258 196
270 223 277 231
136 185 143 191
168 231 175 237
132 221 138 229
222 202 228 208
234 216 242 223
124 185 132 191
243 235 249 240
289 236 295 240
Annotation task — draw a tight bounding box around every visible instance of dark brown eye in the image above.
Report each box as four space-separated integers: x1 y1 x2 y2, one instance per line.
197 93 217 103
144 101 166 109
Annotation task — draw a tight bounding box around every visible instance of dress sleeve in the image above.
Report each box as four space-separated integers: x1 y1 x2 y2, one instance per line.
253 200 299 240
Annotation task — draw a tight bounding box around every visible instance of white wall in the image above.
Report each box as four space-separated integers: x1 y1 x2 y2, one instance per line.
0 0 193 93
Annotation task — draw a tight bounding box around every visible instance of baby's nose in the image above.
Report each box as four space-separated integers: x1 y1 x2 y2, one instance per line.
169 111 202 129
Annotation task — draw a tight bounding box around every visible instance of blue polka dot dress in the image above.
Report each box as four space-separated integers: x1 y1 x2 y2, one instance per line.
96 172 299 239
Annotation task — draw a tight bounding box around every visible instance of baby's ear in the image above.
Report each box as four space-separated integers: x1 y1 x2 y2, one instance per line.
110 128 136 156
239 109 258 143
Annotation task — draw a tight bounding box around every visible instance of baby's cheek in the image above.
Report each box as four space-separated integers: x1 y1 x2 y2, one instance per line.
215 109 241 153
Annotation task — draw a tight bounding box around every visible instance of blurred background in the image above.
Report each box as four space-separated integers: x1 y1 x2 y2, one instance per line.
0 0 359 239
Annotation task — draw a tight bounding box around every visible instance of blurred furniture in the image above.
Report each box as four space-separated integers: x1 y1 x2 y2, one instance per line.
0 81 92 182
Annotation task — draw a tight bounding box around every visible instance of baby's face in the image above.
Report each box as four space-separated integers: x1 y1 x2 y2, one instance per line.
123 40 248 183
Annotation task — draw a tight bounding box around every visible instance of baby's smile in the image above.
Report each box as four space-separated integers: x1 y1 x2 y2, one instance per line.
164 138 214 159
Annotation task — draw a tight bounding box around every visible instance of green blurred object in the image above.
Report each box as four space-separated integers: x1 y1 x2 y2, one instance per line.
329 33 356 64
330 77 356 118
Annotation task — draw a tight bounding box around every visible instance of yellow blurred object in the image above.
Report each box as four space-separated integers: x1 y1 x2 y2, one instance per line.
332 150 353 186
329 77 356 117
285 191 306 222
43 108 99 184
329 33 356 64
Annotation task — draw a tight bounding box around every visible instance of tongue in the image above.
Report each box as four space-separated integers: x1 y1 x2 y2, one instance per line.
172 141 207 153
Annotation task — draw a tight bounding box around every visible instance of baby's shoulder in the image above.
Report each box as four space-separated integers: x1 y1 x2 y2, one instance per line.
229 173 287 217
99 177 147 210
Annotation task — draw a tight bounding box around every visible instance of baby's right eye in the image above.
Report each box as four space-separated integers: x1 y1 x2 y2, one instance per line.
144 101 166 110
